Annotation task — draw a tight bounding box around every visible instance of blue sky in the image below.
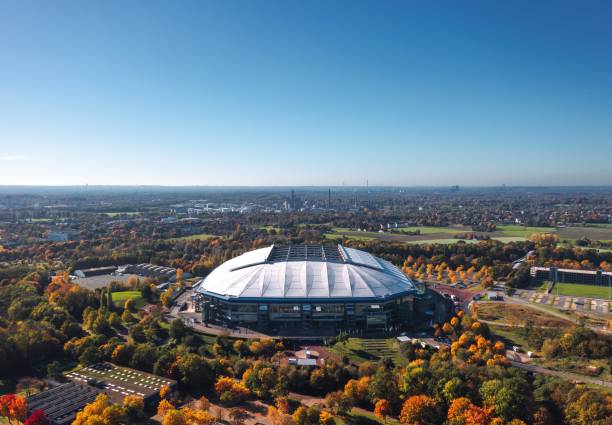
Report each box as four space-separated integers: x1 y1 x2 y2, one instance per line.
0 1 611 186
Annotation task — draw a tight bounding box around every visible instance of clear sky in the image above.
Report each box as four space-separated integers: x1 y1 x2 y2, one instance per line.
0 1 611 186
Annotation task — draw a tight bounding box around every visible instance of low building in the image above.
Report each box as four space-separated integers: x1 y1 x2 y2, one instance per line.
531 266 612 286
26 382 100 425
74 266 118 278
65 362 177 405
120 263 177 280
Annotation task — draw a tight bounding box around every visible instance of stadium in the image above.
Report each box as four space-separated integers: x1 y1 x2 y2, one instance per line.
195 244 449 335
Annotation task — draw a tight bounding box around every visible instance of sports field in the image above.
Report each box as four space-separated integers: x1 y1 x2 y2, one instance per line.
111 291 146 308
553 283 610 299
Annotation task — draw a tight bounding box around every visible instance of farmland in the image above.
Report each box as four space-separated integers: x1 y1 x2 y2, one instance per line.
323 223 612 244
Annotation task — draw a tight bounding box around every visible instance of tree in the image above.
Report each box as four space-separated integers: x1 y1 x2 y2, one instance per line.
123 395 145 422
228 407 249 425
169 319 188 341
215 376 250 405
324 391 352 416
177 353 214 390
0 394 27 424
124 298 135 312
399 395 439 425
447 397 491 425
374 399 390 424
73 394 126 425
480 378 532 423
162 409 188 425
121 309 134 323
319 410 335 425
159 384 171 399
23 410 50 425
564 388 611 425
158 399 175 417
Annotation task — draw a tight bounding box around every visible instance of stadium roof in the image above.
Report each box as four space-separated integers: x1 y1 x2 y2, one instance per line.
197 244 416 300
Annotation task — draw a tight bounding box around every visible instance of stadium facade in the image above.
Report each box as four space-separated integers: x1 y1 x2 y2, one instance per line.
195 244 449 335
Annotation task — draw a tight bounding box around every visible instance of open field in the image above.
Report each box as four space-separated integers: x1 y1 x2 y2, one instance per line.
100 211 141 217
476 302 575 327
111 291 145 309
168 233 220 241
488 325 533 351
495 225 553 237
557 226 612 241
329 337 401 364
395 225 467 234
324 224 612 244
407 238 479 244
553 283 610 299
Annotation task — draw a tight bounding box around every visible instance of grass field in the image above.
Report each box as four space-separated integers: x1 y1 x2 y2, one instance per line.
406 238 478 244
476 302 575 327
488 325 533 351
495 225 554 237
552 283 611 299
325 224 612 244
260 225 282 232
100 211 141 217
111 291 146 309
395 226 466 234
169 233 220 241
329 337 401 364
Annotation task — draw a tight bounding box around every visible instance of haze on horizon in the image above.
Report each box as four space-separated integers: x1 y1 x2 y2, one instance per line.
1 1 611 187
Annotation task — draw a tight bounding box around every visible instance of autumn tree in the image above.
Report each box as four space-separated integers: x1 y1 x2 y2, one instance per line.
374 399 390 424
23 410 50 425
399 395 439 425
0 394 27 425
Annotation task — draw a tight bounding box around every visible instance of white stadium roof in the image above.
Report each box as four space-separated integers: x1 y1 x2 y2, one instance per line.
197 245 416 300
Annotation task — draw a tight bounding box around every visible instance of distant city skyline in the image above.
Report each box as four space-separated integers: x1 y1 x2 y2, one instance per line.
1 1 611 186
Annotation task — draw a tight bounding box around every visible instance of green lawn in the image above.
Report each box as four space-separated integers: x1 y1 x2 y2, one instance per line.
488 325 533 351
496 225 556 238
111 291 146 308
169 233 220 241
329 337 402 364
553 283 611 299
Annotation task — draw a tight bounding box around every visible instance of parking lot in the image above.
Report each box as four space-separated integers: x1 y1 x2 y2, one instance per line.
514 289 612 314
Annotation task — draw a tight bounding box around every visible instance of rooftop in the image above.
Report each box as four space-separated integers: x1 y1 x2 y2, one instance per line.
197 244 416 300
